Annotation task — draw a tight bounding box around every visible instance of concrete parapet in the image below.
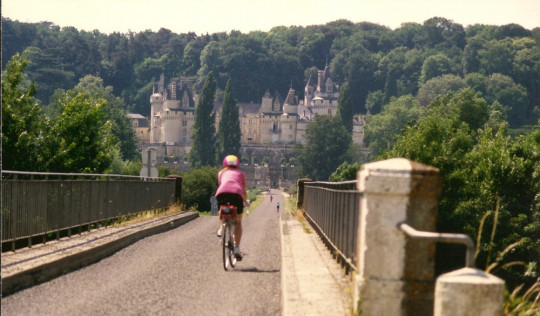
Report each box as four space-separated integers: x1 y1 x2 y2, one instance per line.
296 178 311 209
434 267 504 316
354 158 442 315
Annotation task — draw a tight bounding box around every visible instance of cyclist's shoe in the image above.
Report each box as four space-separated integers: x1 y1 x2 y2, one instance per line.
217 226 223 237
234 246 243 261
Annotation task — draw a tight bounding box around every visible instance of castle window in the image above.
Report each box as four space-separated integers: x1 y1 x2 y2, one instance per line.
328 109 332 115
289 124 292 129
182 120 187 126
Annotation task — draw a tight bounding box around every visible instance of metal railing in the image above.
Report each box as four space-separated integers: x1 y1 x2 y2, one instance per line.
398 222 475 267
303 180 361 273
2 171 177 250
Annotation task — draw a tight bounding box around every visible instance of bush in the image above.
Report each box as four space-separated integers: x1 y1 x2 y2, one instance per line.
329 162 361 182
182 166 219 212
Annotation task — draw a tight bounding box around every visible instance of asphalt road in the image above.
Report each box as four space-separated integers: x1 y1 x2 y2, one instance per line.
1 195 282 315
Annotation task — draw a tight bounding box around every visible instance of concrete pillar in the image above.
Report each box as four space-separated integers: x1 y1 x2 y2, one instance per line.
296 178 311 209
435 267 504 316
353 158 442 315
167 175 183 205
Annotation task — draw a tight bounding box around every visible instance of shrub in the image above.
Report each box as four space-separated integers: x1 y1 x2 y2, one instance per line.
182 166 219 212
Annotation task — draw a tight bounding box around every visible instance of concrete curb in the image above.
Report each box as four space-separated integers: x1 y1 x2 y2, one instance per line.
2 211 199 296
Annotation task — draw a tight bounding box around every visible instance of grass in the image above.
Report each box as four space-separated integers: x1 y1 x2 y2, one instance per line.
283 193 311 234
113 203 185 227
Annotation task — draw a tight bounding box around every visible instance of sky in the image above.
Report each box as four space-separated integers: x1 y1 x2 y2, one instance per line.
2 0 539 35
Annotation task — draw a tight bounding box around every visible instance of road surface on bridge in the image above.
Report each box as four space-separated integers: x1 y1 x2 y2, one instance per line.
2 195 282 315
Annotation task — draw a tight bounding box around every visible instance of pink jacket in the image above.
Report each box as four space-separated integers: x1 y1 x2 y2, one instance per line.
215 167 246 200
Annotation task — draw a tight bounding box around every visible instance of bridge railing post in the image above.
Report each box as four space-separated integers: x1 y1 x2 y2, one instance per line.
296 178 311 210
353 158 442 315
167 175 182 205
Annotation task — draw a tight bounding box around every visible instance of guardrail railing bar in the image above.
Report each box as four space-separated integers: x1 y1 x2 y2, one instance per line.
398 222 475 268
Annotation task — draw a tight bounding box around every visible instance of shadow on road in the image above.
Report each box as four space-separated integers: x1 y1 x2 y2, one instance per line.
233 267 280 273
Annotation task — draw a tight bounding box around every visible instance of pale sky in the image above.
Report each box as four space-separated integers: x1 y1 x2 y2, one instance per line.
2 0 539 35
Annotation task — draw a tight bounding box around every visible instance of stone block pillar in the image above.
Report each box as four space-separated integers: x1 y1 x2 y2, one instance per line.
167 175 183 205
435 267 504 316
296 178 311 209
353 158 442 315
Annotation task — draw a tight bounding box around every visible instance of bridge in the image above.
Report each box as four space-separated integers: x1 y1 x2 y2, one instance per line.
1 159 505 315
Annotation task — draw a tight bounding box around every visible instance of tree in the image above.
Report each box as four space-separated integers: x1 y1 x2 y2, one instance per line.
484 73 529 127
1 52 45 171
365 90 385 115
190 71 217 167
382 91 540 286
329 161 361 182
338 82 354 133
43 92 117 173
419 53 456 83
197 41 222 80
299 115 351 181
70 75 138 160
479 39 514 77
216 79 241 161
417 74 467 106
422 17 466 49
462 36 484 74
364 95 424 158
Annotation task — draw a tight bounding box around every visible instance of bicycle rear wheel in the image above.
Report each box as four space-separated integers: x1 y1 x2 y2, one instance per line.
222 223 230 270
228 220 237 268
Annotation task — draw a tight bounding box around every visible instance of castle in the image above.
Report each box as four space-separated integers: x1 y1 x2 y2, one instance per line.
135 66 367 187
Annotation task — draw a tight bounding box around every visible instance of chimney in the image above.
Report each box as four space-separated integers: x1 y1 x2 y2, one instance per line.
317 70 323 92
171 82 177 100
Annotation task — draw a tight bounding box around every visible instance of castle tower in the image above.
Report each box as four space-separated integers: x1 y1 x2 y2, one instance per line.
283 88 298 114
260 90 273 113
149 92 163 143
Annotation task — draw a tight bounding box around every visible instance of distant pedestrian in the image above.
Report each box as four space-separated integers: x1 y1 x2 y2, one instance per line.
270 195 273 202
276 202 280 213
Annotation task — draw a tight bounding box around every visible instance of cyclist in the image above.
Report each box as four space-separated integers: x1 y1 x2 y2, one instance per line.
276 202 280 213
215 155 246 260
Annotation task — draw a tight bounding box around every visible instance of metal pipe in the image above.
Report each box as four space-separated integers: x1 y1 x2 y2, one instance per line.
398 222 475 268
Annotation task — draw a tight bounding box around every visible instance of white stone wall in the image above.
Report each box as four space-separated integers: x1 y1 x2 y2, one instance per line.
162 111 182 144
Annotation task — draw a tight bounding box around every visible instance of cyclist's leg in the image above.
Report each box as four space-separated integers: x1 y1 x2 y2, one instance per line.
216 194 228 236
231 194 244 247
235 215 242 246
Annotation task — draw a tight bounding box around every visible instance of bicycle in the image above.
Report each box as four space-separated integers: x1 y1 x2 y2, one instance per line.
219 203 237 271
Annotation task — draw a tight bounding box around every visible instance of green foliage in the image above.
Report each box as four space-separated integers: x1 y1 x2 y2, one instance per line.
417 74 467 106
485 73 529 127
1 52 44 171
364 95 424 159
1 51 123 173
338 82 354 133
246 188 260 203
419 53 456 83
190 72 217 167
365 90 385 115
384 90 539 288
3 17 540 129
71 75 138 160
181 166 219 212
329 162 361 182
299 115 351 181
216 79 242 161
43 92 117 173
